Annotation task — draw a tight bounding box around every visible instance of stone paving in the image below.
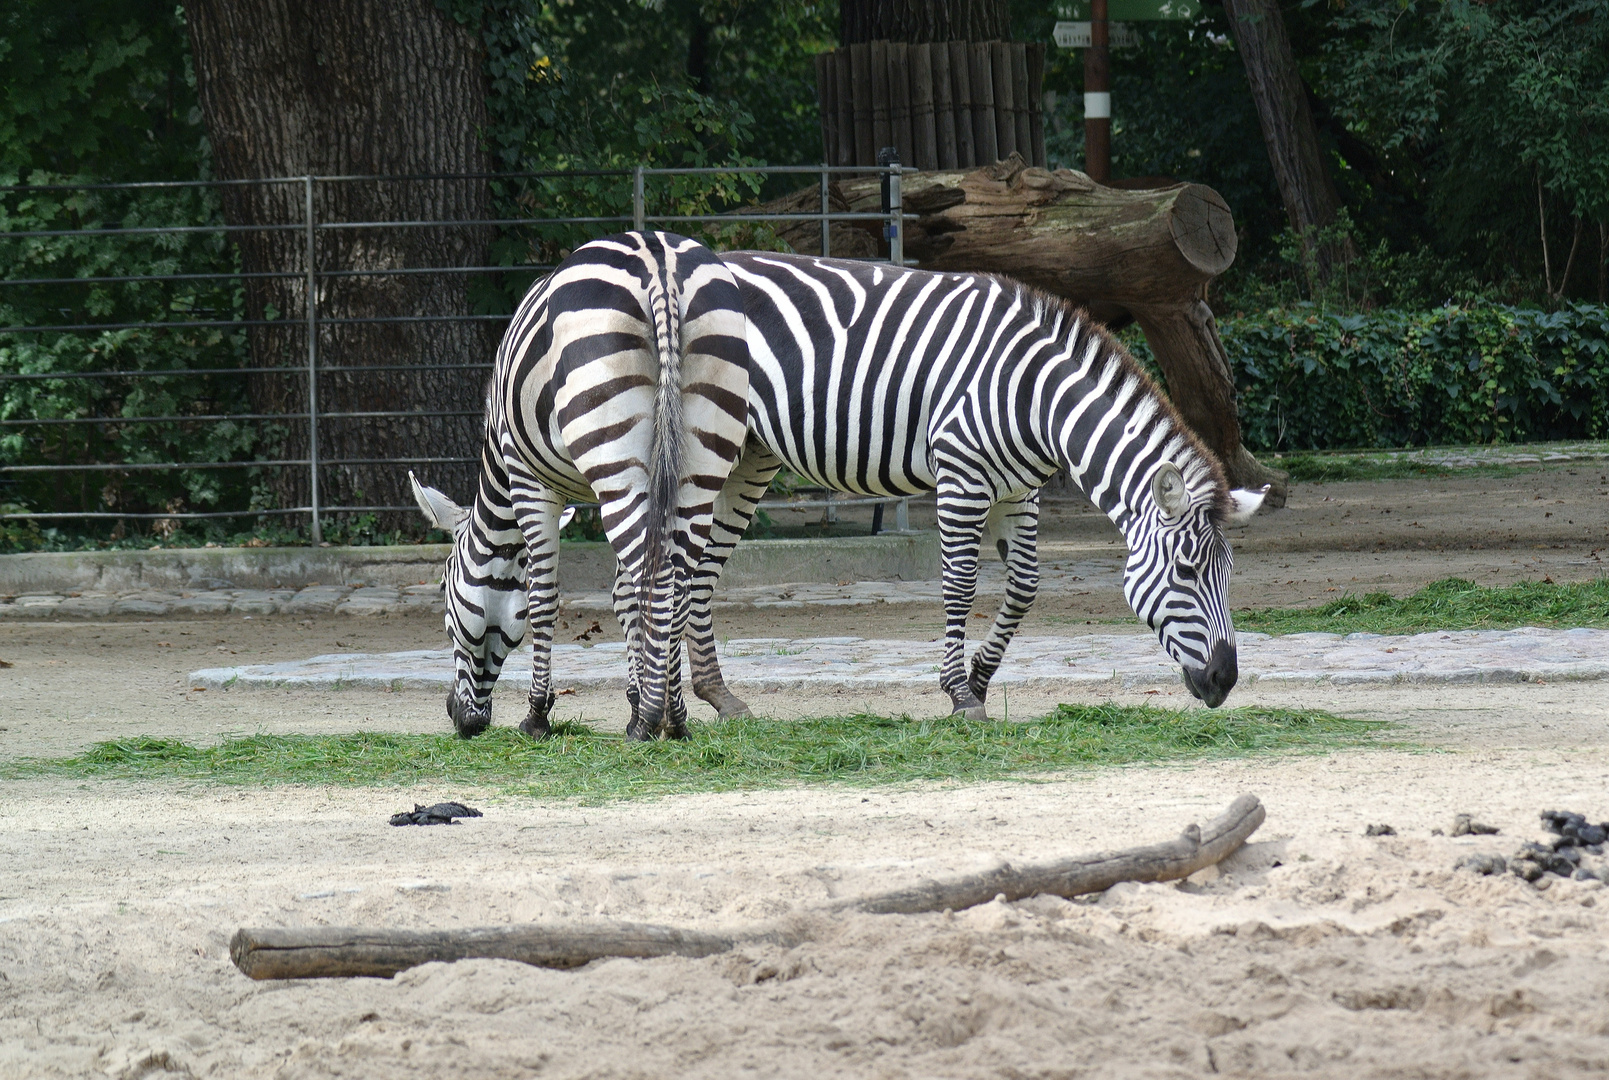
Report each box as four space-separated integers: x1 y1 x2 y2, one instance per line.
189 626 1609 693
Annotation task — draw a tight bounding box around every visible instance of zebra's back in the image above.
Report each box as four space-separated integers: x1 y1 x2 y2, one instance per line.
723 251 1057 500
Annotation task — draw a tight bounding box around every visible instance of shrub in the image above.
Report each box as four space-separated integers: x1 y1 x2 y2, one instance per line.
1137 304 1609 451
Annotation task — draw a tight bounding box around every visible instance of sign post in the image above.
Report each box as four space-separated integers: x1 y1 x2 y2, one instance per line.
1053 0 1200 182
1084 0 1110 182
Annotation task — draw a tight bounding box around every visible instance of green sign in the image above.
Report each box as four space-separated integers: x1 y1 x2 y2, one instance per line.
1054 0 1200 20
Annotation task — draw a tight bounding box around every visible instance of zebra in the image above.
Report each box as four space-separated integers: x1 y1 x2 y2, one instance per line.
679 252 1267 722
409 231 750 741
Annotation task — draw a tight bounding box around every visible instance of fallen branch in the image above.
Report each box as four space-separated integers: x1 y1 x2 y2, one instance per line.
230 793 1264 980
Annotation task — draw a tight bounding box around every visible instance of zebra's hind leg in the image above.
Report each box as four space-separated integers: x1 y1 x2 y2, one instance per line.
687 438 783 719
935 479 992 721
967 492 1041 707
509 468 564 739
608 563 647 739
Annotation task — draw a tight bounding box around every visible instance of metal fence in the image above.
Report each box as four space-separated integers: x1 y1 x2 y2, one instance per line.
0 164 911 541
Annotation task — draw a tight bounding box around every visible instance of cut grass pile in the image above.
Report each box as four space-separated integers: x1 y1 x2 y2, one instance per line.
4 705 1389 801
1237 576 1609 636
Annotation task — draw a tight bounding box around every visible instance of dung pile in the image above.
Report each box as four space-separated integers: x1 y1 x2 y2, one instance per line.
1459 810 1608 885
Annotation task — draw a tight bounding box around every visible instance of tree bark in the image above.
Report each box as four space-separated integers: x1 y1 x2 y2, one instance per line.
231 794 1264 979
757 156 1288 502
1221 0 1349 287
182 0 495 531
840 0 1010 46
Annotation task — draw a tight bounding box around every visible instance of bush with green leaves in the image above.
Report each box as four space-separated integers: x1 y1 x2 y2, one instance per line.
1178 303 1609 451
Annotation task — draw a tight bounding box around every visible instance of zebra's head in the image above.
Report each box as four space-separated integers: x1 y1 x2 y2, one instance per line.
1122 461 1267 708
409 471 571 738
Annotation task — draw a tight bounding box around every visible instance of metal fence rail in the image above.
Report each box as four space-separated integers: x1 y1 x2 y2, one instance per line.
1 164 913 539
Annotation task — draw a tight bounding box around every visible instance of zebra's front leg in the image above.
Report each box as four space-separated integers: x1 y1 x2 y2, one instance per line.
936 484 992 721
967 492 1041 706
509 474 564 739
687 438 783 719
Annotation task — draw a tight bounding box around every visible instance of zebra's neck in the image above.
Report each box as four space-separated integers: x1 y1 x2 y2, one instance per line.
1033 308 1216 534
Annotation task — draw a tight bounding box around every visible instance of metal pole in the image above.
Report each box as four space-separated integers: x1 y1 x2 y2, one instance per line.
820 165 831 258
633 166 645 233
888 166 903 267
304 175 322 545
1084 0 1112 183
895 497 910 532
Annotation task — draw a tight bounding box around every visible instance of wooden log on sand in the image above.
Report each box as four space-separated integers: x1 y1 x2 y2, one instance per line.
231 794 1265 980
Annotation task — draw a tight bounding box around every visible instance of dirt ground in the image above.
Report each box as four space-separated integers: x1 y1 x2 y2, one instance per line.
2 465 1609 1079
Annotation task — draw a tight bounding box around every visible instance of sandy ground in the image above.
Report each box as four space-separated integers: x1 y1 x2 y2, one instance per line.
2 467 1609 1078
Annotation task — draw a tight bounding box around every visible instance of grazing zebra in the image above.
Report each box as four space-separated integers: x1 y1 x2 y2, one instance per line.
682 252 1267 722
410 232 750 741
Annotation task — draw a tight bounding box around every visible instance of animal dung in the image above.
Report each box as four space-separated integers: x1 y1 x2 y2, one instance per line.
1457 809 1608 886
1363 824 1396 837
389 802 483 826
1450 812 1499 837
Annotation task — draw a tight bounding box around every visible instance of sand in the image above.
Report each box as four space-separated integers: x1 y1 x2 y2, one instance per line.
3 466 1609 1078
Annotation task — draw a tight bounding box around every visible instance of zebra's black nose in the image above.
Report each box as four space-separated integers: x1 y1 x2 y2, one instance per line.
1182 640 1239 708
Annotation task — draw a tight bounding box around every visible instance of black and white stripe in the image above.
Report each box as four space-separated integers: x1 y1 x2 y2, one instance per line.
685 253 1265 719
412 232 749 740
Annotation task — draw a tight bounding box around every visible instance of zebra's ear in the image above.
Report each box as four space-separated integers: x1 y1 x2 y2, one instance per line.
558 505 576 532
410 470 469 535
1225 484 1272 525
1151 463 1190 519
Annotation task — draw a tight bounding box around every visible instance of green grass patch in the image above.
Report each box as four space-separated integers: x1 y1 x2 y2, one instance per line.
1271 453 1527 483
1237 576 1609 636
3 706 1388 801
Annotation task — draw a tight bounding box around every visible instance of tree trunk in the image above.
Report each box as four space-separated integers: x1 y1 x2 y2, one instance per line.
1221 0 1349 287
182 0 495 533
757 156 1288 502
840 0 1010 45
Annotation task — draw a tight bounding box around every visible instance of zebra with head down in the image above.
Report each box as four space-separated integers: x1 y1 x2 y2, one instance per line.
678 253 1266 722
411 231 749 741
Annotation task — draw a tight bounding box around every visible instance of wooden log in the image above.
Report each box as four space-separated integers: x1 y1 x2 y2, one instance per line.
889 42 914 167
932 44 958 169
230 795 1265 980
992 41 1017 160
948 40 976 167
842 794 1265 915
1010 44 1032 165
871 40 893 158
910 44 938 171
824 155 1288 500
969 42 997 166
231 921 738 981
850 43 875 166
1026 44 1046 167
815 53 837 166
834 49 856 167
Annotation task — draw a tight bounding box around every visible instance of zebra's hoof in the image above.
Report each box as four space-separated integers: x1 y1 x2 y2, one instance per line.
447 693 491 739
624 718 654 742
951 704 989 722
519 712 553 740
453 715 490 739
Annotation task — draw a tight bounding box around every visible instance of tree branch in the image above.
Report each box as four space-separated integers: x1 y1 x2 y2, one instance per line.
230 794 1266 980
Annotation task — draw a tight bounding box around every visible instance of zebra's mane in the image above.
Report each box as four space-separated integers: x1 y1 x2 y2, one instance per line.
1007 279 1232 525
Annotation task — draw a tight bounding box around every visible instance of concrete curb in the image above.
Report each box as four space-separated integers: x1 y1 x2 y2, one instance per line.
187 627 1609 694
0 533 940 596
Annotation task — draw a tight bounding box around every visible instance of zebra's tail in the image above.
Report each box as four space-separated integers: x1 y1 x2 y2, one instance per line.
642 248 683 598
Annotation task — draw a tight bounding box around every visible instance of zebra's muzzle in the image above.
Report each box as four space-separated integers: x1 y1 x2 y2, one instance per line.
1181 640 1239 708
447 690 492 740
